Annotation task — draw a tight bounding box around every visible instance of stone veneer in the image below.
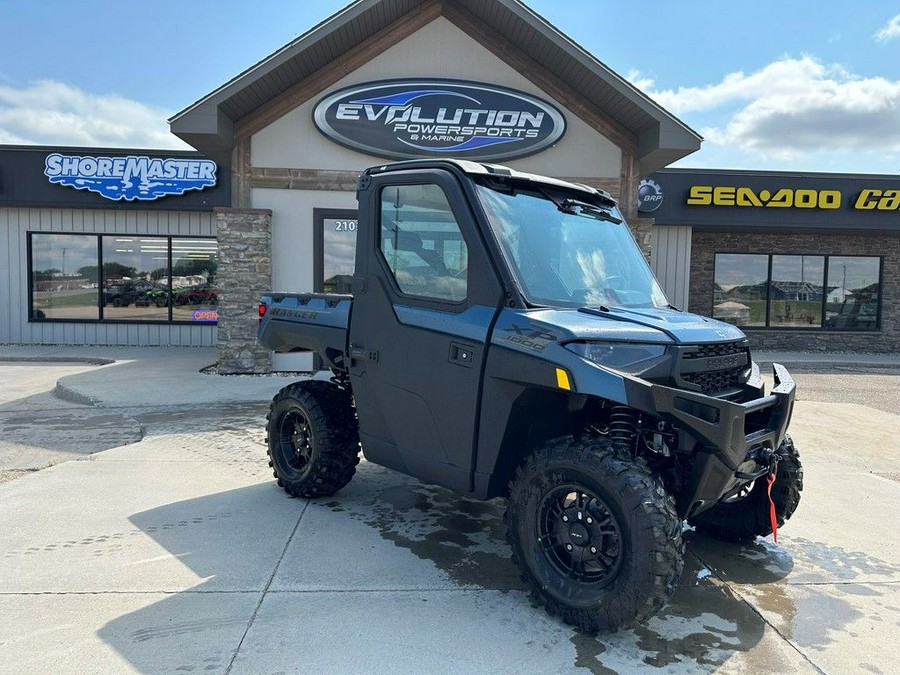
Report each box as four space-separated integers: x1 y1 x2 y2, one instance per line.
628 216 654 260
215 207 273 373
689 229 900 353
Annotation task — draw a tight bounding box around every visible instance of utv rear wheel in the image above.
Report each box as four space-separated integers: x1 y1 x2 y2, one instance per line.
506 437 683 632
266 380 360 498
688 435 802 543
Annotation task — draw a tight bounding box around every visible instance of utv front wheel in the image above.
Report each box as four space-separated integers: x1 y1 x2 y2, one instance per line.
506 437 683 632
266 380 360 498
688 435 802 543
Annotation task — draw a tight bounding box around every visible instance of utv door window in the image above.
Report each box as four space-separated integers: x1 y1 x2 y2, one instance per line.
379 184 468 302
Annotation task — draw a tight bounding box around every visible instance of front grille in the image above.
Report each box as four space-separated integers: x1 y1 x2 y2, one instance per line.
677 341 749 396
681 368 744 396
681 341 747 360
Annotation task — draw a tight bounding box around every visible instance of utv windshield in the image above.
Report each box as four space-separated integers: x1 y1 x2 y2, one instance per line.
476 182 669 309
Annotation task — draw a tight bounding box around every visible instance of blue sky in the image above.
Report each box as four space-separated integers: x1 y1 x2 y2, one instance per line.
1 0 898 174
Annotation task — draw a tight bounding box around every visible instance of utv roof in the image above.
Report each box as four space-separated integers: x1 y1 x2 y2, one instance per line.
364 159 616 204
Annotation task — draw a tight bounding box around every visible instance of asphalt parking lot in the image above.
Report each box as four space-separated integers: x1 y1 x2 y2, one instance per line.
0 347 898 674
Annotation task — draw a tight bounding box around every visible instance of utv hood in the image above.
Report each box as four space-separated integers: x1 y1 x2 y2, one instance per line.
522 306 747 345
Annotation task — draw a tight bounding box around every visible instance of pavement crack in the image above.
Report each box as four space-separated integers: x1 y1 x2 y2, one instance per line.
224 499 309 674
789 579 900 587
687 548 828 675
0 590 261 596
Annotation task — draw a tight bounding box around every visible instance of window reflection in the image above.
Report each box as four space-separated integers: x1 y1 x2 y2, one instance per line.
379 184 468 302
825 257 880 330
770 255 824 327
713 254 768 327
30 234 100 320
713 253 880 330
29 234 218 324
170 240 219 323
323 217 357 294
102 237 169 320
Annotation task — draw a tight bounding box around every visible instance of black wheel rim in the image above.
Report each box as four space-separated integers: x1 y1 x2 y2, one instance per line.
276 409 313 477
721 479 756 503
537 485 623 585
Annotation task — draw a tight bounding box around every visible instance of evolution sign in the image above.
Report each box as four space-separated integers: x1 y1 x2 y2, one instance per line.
313 79 566 161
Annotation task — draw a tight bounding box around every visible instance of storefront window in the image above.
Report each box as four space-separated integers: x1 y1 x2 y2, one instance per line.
713 253 880 331
102 237 170 321
770 255 824 327
28 233 217 324
171 240 219 323
825 256 881 330
29 233 100 320
713 253 768 327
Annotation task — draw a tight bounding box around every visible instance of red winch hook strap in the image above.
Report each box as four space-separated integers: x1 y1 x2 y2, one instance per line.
766 472 778 543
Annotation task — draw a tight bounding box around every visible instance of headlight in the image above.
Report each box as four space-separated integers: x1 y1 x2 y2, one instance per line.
565 341 668 372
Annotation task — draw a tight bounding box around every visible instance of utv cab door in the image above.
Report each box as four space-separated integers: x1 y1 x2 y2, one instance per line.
348 169 504 492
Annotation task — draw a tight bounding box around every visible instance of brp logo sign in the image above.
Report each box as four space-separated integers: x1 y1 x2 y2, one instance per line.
638 178 664 213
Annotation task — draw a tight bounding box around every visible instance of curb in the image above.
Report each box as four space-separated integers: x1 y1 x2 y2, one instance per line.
0 356 118 406
53 381 103 407
0 356 115 366
755 360 900 372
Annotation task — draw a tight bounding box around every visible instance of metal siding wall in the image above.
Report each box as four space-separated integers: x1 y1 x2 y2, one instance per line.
651 226 693 311
0 207 217 346
2 210 23 342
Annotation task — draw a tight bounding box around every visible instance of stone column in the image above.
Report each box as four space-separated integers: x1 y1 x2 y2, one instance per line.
627 216 655 260
215 207 273 373
618 154 653 260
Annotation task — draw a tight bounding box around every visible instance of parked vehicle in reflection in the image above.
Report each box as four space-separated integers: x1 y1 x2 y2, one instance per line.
174 287 218 306
135 287 170 308
103 281 148 307
104 281 172 308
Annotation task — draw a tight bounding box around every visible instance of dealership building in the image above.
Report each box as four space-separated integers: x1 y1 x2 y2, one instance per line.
1 0 897 370
643 168 899 353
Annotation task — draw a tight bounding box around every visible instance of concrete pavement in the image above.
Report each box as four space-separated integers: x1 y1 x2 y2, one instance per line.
0 346 898 673
1 345 295 406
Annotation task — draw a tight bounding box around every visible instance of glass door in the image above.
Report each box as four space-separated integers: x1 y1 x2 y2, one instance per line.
314 208 358 294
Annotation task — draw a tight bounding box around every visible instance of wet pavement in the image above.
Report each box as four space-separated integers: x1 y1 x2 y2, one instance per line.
0 348 898 673
0 361 142 484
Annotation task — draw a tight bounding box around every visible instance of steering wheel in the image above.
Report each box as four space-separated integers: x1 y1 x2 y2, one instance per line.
605 275 626 290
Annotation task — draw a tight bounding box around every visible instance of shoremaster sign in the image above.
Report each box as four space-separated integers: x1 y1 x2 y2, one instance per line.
313 78 566 161
44 153 218 202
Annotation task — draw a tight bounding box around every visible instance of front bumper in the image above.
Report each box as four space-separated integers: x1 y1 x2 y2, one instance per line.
623 363 796 517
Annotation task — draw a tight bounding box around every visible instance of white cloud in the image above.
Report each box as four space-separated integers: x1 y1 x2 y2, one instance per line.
0 80 191 149
874 15 900 42
625 69 656 93
632 57 900 162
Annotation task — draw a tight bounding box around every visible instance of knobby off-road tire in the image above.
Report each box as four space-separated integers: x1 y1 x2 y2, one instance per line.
266 380 360 498
505 437 684 633
688 435 803 543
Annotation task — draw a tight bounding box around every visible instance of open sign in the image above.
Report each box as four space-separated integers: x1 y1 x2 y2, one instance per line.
192 309 219 323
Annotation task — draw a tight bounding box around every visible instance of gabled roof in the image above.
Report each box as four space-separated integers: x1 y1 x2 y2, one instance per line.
169 0 701 173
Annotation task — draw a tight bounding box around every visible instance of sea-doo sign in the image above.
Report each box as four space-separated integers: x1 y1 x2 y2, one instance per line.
313 79 566 161
44 153 217 202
